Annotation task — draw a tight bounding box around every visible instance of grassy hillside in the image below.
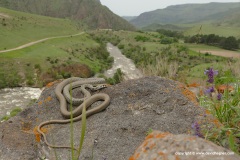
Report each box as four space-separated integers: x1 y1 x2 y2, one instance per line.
0 8 113 88
130 2 240 28
212 7 240 27
0 0 135 30
0 7 81 50
181 22 240 38
0 33 113 88
142 23 189 31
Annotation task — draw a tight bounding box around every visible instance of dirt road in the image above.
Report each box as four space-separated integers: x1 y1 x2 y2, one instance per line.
198 50 240 58
0 32 85 53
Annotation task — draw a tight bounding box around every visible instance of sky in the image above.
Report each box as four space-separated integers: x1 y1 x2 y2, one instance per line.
100 0 240 16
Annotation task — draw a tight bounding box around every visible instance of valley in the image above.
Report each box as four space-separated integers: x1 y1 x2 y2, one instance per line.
0 1 240 157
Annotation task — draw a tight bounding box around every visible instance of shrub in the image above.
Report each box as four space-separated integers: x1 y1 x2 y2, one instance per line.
107 68 123 85
118 44 125 49
160 37 173 44
134 35 150 42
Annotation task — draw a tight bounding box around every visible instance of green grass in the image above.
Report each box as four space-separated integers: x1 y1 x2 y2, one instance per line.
1 107 22 121
0 7 80 50
187 63 225 82
185 43 224 51
182 22 240 38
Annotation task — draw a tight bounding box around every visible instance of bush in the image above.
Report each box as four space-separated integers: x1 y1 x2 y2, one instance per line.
134 35 150 42
160 37 173 44
107 68 123 85
118 44 125 49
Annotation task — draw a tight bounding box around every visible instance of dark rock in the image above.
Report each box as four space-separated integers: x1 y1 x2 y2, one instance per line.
0 77 237 160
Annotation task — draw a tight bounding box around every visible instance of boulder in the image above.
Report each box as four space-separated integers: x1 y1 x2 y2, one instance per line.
130 131 239 160
0 77 238 160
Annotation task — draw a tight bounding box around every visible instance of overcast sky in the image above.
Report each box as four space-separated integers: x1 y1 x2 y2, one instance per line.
100 0 240 16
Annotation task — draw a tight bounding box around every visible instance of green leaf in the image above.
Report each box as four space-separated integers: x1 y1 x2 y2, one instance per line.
77 101 87 158
228 132 237 153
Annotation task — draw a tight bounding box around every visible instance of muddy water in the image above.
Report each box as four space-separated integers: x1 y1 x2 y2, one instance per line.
0 87 42 119
104 43 143 80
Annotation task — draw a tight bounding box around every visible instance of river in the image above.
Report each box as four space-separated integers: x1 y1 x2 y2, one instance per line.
104 43 143 80
0 87 42 120
0 43 143 120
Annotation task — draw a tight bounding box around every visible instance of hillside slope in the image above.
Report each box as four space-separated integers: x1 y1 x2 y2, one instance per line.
209 7 240 27
0 0 135 30
0 7 80 50
130 2 240 28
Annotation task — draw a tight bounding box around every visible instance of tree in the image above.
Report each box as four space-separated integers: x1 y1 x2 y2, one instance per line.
220 36 239 50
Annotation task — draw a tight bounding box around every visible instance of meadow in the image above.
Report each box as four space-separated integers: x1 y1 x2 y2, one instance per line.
182 22 240 38
0 7 82 50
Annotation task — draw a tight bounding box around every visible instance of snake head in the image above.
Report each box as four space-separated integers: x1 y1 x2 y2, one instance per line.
99 84 108 89
92 84 108 90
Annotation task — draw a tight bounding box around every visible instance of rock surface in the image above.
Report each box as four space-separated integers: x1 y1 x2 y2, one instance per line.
130 131 239 160
0 76 238 160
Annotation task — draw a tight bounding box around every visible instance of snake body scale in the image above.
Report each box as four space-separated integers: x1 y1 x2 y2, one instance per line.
37 77 110 150
63 79 107 105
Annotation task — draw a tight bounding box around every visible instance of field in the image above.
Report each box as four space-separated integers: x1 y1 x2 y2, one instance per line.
179 22 240 38
0 7 81 50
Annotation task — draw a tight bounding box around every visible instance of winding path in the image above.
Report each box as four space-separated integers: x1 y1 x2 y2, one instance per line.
198 50 240 58
0 32 85 53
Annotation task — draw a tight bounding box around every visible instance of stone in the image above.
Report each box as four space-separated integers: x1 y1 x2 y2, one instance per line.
130 131 239 160
0 77 238 160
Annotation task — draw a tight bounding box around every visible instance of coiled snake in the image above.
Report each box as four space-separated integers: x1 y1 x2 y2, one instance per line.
37 77 110 150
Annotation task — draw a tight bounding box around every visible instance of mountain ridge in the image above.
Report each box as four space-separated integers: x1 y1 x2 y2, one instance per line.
129 2 240 28
0 0 135 30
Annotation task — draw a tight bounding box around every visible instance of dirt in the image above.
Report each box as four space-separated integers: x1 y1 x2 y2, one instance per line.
0 13 10 18
198 50 240 58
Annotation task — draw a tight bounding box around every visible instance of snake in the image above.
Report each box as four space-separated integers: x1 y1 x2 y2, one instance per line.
37 77 110 150
63 78 107 105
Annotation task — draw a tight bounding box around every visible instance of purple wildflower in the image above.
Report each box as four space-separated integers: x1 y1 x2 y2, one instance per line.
205 86 214 96
217 93 222 101
204 68 218 83
191 122 204 138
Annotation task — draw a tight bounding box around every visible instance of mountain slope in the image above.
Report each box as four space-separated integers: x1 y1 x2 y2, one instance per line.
0 7 80 50
209 7 240 27
0 0 135 30
130 2 240 28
